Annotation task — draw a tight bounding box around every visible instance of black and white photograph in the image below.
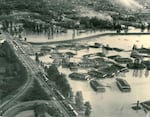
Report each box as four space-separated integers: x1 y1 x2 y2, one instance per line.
0 0 150 117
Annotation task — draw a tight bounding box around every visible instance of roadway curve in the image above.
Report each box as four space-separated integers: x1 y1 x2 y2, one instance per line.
0 34 34 115
2 100 52 117
1 33 71 117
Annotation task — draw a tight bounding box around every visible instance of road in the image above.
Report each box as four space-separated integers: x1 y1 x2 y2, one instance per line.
0 34 34 115
0 33 71 117
2 100 52 117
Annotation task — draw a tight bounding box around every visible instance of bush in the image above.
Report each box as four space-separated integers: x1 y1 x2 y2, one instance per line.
79 16 113 29
21 80 50 101
47 65 73 98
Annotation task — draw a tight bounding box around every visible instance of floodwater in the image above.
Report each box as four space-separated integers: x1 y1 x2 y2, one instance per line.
25 29 114 43
25 27 148 43
57 35 150 117
28 32 150 117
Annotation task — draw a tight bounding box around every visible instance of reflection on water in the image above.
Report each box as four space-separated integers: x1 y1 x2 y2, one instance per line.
102 47 109 55
132 69 150 78
25 29 112 43
145 69 149 78
57 66 150 117
29 33 150 117
132 70 143 78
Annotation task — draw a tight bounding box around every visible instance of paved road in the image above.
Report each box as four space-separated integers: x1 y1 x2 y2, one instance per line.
2 100 53 117
0 34 34 115
0 33 71 117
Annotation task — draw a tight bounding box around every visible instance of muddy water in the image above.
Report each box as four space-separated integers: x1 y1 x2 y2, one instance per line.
25 30 112 43
29 33 150 117
58 67 149 117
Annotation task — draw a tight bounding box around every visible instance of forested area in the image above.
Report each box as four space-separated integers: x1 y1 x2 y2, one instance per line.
0 41 27 99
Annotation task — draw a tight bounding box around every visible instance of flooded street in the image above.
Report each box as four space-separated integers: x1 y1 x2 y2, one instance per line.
29 33 150 117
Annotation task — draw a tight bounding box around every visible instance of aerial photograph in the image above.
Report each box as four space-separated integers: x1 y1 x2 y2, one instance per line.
0 0 150 117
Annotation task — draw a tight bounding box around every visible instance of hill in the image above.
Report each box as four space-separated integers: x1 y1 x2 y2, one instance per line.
0 0 75 23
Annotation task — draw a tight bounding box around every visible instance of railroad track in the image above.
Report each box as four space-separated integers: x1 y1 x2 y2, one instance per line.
1 33 72 117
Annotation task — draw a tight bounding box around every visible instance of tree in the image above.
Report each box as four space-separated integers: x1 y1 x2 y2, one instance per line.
22 80 50 101
75 91 84 110
33 103 47 117
84 101 92 117
0 48 5 57
35 53 39 62
47 65 72 98
47 65 59 80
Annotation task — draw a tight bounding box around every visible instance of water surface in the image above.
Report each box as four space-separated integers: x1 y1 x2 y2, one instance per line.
29 33 150 117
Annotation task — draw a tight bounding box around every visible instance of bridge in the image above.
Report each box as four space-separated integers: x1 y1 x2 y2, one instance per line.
0 33 74 117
